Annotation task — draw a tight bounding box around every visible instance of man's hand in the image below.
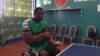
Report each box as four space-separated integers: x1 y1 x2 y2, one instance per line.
43 32 62 46
43 31 52 39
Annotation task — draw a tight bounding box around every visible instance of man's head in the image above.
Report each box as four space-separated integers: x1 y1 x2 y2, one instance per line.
34 7 44 22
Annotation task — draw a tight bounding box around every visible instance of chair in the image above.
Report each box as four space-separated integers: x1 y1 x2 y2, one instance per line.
46 24 56 40
96 39 100 46
55 24 67 43
64 25 77 45
96 37 100 46
82 25 96 46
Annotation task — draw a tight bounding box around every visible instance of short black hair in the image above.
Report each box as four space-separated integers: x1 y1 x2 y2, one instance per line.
34 7 44 14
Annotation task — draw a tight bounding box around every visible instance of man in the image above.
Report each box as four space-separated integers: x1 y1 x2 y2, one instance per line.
22 7 60 56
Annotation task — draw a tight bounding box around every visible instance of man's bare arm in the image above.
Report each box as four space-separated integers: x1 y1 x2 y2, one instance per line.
22 31 44 44
22 31 51 44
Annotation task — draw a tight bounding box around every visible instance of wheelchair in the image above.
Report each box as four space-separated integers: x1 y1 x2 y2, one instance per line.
21 48 38 56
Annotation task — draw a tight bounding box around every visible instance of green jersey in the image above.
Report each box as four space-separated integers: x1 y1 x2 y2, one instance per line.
22 18 53 53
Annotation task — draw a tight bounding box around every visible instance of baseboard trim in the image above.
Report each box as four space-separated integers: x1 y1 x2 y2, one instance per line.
4 37 23 45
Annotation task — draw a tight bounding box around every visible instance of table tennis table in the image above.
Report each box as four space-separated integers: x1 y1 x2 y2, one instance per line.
56 43 100 56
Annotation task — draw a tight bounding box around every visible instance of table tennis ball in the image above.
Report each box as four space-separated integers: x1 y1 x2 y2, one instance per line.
57 41 60 43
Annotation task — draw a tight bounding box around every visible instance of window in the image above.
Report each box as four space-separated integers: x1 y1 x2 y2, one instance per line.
3 0 33 17
36 0 41 7
0 0 3 18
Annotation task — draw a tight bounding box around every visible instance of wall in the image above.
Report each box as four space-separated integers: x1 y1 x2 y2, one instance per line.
37 0 100 42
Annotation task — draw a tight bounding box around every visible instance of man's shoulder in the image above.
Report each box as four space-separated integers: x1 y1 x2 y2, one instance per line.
23 18 32 23
22 18 32 24
22 18 32 31
22 18 32 27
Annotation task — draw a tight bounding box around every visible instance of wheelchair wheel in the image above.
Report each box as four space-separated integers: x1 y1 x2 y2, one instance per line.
21 49 36 56
21 51 30 56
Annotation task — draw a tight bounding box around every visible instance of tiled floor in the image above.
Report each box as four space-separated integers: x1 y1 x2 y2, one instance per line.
0 40 27 56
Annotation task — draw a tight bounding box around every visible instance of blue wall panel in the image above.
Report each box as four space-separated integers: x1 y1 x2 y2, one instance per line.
37 0 100 43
